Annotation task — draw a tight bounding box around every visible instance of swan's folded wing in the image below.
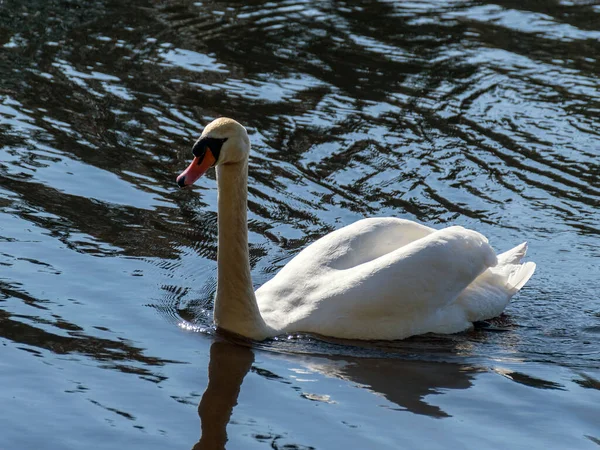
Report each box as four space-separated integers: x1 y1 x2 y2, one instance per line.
256 218 433 330
328 226 498 316
274 217 435 274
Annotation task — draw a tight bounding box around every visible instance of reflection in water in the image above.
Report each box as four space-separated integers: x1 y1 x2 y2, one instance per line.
300 355 480 418
194 338 482 449
193 340 254 450
0 281 176 381
493 367 566 391
193 338 585 448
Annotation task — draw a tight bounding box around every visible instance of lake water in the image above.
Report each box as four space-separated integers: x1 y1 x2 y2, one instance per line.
0 0 599 449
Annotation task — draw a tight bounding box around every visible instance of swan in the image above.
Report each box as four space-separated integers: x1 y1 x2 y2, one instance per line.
176 118 536 341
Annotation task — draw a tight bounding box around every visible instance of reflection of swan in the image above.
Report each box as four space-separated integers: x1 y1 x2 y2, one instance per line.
293 355 479 418
177 118 535 341
192 338 478 450
192 340 254 450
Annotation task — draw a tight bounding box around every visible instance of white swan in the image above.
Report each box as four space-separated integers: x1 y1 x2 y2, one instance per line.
177 118 536 341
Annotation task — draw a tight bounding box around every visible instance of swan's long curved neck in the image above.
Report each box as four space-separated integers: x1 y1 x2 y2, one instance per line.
214 160 271 340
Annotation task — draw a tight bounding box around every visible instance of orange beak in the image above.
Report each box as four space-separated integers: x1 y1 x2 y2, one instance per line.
176 149 216 187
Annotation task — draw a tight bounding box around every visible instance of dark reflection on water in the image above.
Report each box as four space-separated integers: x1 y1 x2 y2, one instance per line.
193 340 255 450
194 337 478 449
295 354 482 418
1 0 599 448
0 281 179 382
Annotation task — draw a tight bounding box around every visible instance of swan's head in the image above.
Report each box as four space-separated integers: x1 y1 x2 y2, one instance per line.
177 117 250 187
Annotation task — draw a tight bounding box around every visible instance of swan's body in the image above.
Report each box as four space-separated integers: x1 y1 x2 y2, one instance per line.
177 118 535 341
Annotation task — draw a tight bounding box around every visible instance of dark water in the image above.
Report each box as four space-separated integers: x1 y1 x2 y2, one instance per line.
1 0 599 448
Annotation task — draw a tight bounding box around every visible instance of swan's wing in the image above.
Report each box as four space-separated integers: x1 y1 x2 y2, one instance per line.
256 218 433 332
278 217 435 272
339 226 498 315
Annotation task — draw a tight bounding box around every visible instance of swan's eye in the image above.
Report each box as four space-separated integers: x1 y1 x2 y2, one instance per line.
192 137 228 164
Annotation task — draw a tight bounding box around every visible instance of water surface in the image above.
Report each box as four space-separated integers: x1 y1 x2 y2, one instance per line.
0 0 599 449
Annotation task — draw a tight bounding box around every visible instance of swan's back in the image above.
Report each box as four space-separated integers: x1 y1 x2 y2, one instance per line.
274 218 435 273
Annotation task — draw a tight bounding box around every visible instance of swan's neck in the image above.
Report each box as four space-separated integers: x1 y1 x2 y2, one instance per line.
214 160 270 339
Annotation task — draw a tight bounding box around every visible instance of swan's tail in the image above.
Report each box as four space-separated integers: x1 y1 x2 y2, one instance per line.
497 242 536 291
459 242 535 322
498 241 528 265
508 261 536 291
